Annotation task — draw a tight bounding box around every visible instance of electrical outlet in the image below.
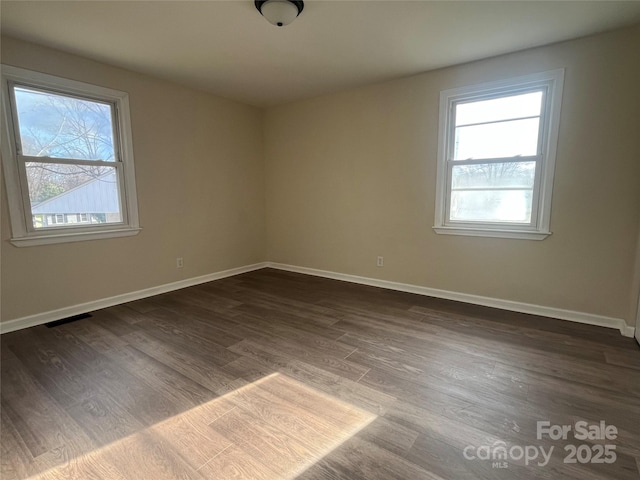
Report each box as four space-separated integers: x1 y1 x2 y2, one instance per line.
176 257 184 269
377 256 384 267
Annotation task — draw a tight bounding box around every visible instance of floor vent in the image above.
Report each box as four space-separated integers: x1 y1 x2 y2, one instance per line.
45 313 92 328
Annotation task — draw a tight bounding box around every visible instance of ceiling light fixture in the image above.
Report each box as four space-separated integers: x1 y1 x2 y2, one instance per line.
255 0 304 27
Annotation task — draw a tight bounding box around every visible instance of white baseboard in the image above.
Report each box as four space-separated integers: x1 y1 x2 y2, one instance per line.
2 260 635 339
266 262 636 338
0 262 268 334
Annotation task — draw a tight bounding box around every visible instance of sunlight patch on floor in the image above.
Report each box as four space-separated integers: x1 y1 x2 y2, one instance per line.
26 373 376 479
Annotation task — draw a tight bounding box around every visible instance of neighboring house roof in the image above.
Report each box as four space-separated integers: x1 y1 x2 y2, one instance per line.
31 171 119 214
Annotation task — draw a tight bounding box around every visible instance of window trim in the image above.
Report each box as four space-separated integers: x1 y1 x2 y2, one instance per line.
433 69 564 240
1 65 141 246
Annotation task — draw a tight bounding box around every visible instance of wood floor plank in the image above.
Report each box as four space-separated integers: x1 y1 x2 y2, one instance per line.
28 323 116 377
66 393 145 447
122 330 238 392
270 357 396 416
163 285 244 314
103 345 218 411
0 349 96 460
133 308 241 365
98 430 206 480
232 303 348 342
27 445 131 480
338 330 497 379
56 320 129 354
221 354 277 383
196 444 276 480
149 404 233 470
106 304 150 325
87 310 140 337
253 373 376 430
229 337 369 382
1 404 33 480
355 416 420 457
209 406 320 478
5 331 98 409
296 460 363 480
84 361 184 427
137 301 245 348
223 374 376 456
1 397 53 459
604 350 640 370
120 297 163 314
312 435 440 480
359 366 476 413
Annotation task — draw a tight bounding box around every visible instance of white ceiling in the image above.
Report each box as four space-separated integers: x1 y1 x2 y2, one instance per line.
2 1 640 107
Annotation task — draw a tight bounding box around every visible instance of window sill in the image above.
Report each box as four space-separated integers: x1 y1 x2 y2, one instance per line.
10 227 142 247
433 226 551 240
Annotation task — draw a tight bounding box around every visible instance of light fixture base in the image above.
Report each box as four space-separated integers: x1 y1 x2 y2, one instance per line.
255 0 304 27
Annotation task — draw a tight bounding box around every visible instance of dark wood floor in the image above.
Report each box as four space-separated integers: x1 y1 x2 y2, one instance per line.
1 268 639 479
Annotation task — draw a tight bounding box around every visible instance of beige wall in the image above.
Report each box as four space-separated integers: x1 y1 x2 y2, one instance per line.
264 25 640 327
1 36 266 322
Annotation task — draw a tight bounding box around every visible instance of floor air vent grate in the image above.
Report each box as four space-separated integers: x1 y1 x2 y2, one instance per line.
45 313 92 328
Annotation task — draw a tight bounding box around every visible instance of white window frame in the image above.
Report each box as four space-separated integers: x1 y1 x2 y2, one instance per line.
1 65 140 246
433 69 564 240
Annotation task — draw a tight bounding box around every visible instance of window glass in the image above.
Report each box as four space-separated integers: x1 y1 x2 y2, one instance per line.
455 91 543 126
13 86 116 161
454 118 540 160
450 190 533 223
26 163 122 229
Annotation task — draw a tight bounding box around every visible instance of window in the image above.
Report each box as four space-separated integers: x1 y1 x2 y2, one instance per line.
1 65 140 246
434 70 564 240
